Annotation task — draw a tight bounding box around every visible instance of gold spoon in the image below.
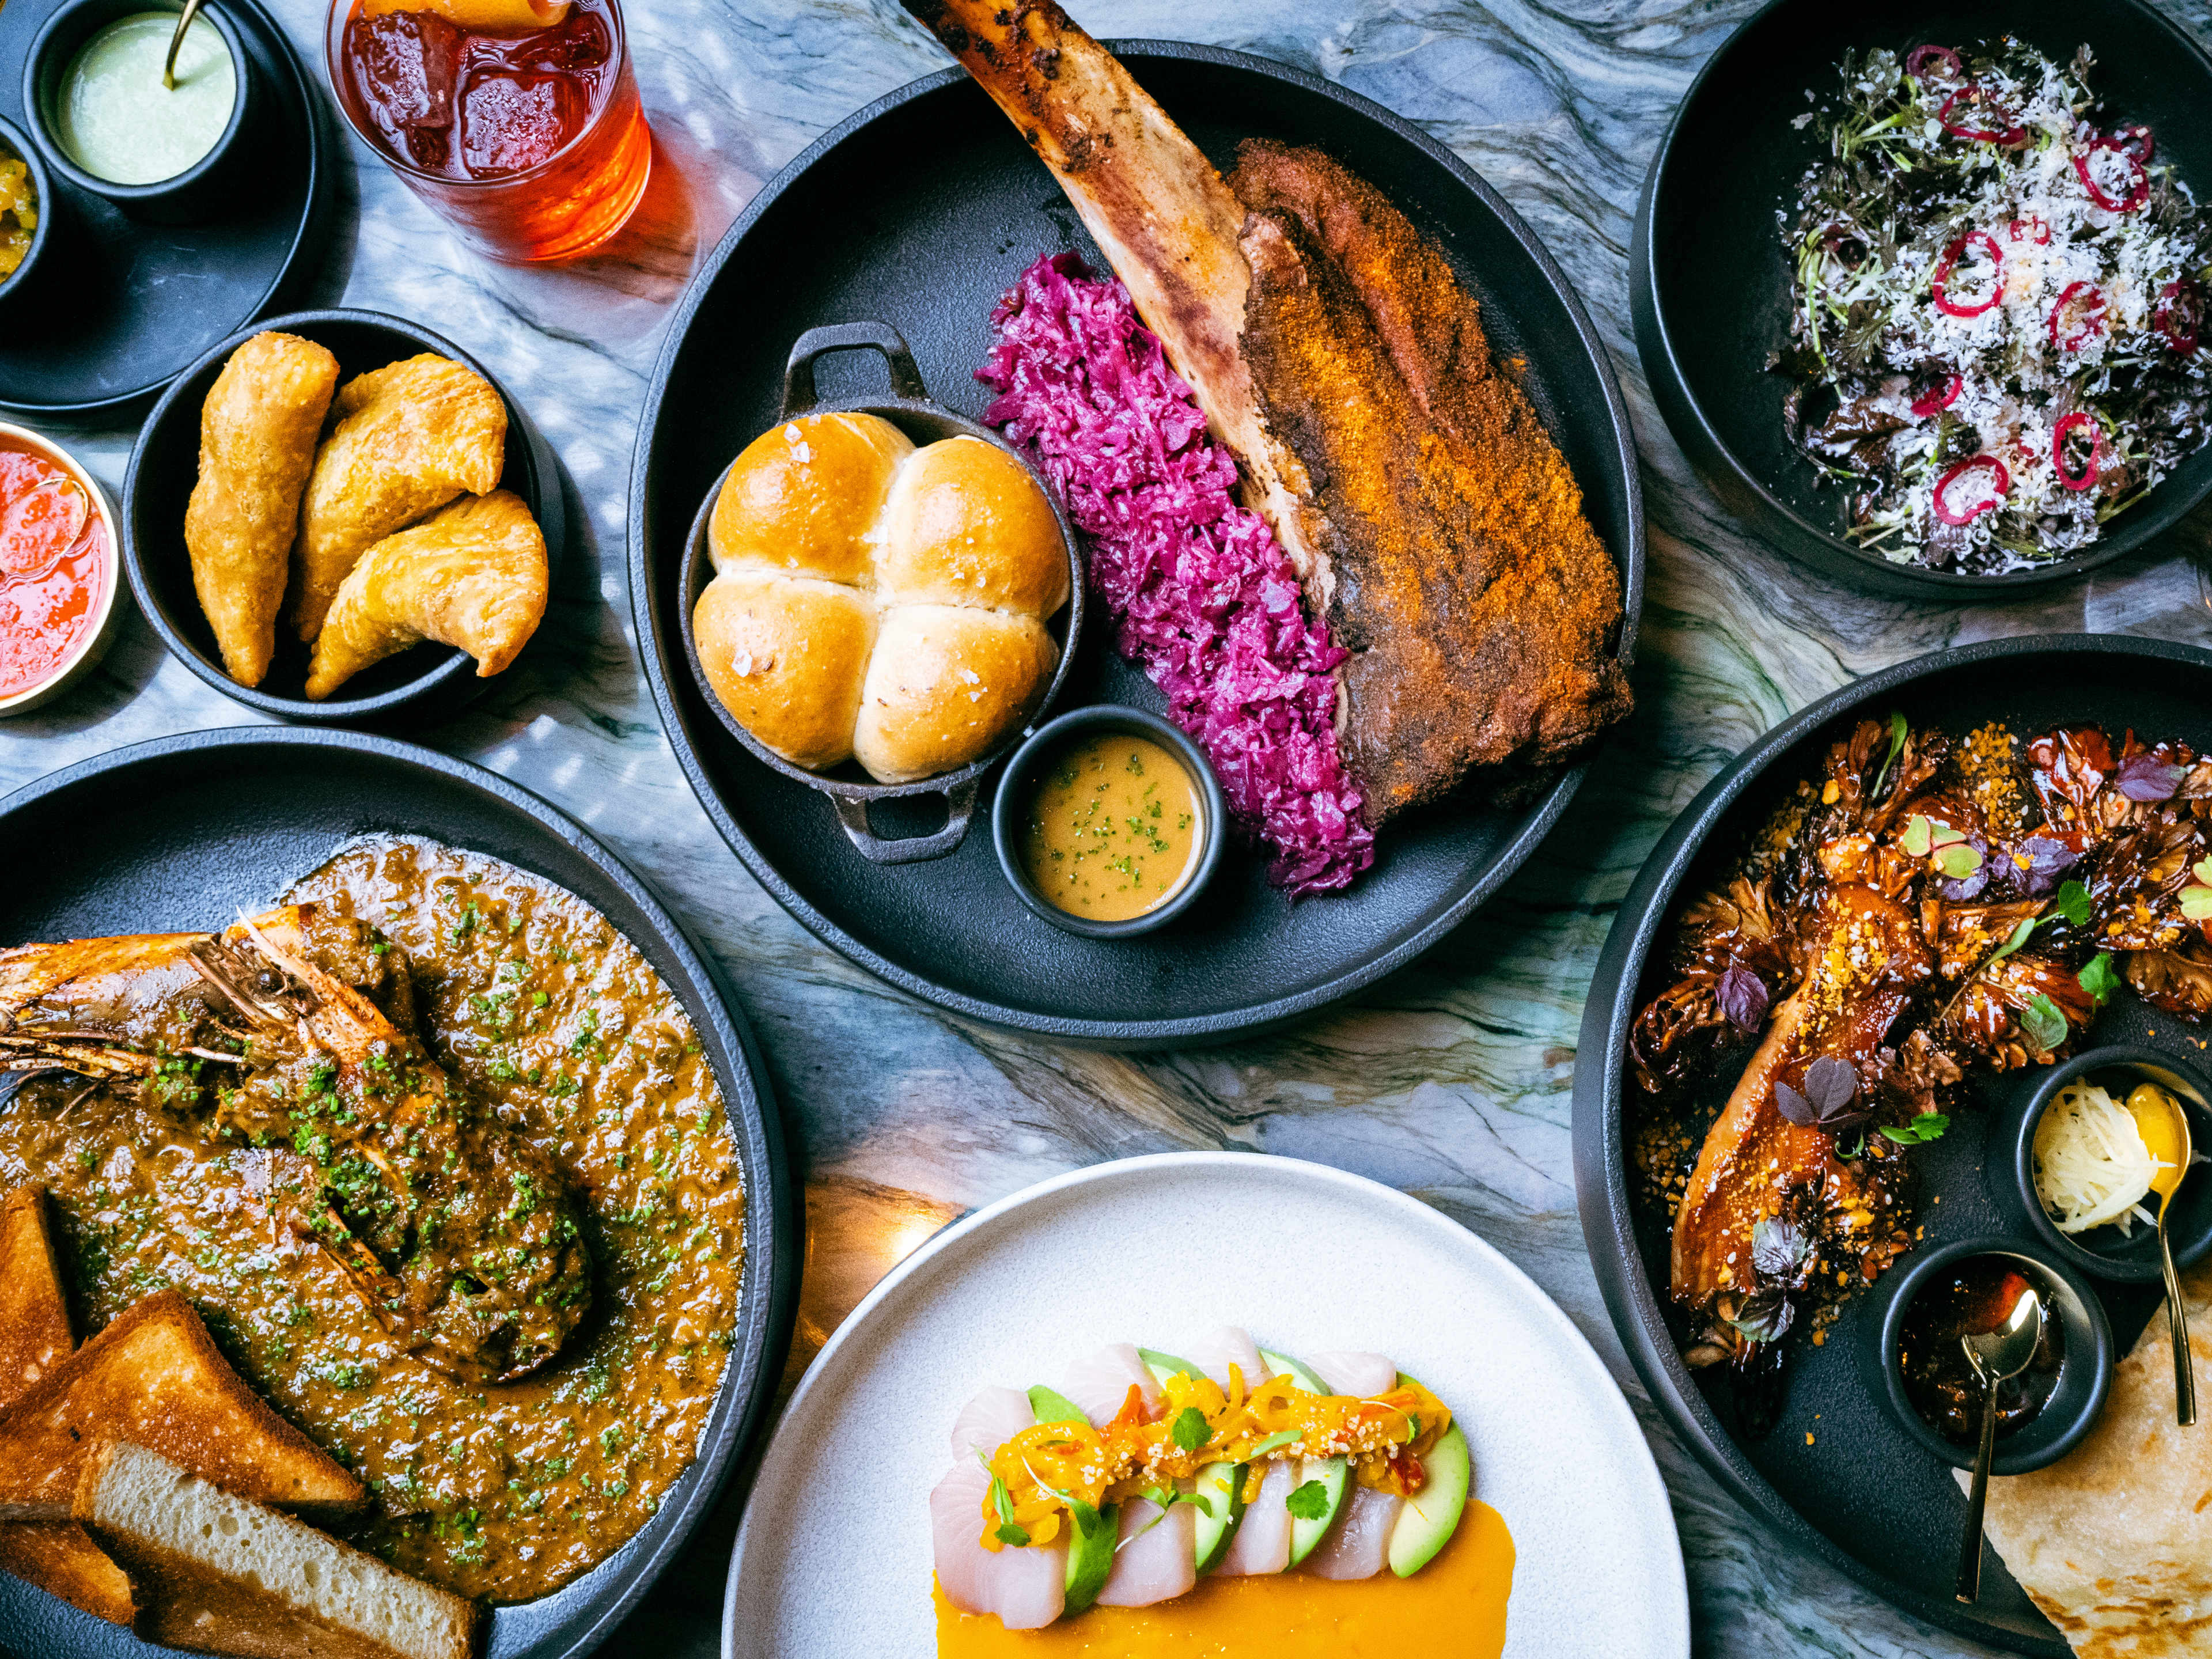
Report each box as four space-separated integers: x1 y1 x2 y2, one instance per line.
2130 1081 2196 1426
1955 1281 2046 1604
162 0 207 92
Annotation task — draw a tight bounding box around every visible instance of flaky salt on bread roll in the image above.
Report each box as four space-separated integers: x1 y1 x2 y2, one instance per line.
876 436 1070 615
854 607 1058 784
692 410 1067 783
693 573 877 771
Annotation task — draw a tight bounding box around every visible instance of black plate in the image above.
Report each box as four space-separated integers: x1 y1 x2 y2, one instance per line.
0 729 799 1659
126 309 570 726
630 41 1643 1047
0 0 329 426
1571 634 2212 1655
1631 0 2212 597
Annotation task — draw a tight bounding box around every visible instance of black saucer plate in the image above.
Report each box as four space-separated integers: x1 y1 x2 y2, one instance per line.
0 0 329 426
631 41 1643 1048
1571 634 2212 1655
1631 0 2212 597
0 729 799 1659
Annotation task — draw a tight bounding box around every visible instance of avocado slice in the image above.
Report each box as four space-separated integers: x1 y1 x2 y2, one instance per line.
1190 1460 1247 1574
1258 1347 1348 1565
1387 1372 1471 1578
1022 1385 1118 1613
1137 1347 1203 1387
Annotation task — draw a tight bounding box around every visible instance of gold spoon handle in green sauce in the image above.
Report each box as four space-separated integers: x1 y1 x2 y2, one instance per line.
162 0 206 91
2162 1210 2197 1427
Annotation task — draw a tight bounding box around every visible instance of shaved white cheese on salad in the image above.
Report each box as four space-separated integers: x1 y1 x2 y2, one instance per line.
2033 1078 2168 1234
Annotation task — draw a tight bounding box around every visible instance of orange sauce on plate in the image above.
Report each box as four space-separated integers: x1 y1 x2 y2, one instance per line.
0 442 105 700
935 1500 1514 1658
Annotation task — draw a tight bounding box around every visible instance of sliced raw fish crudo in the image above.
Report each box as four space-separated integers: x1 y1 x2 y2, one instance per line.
1059 1343 1160 1429
1185 1325 1267 1391
1095 1493 1197 1607
1309 1350 1397 1399
929 1457 1068 1628
1306 1482 1406 1580
950 1385 1036 1461
1216 1459 1295 1576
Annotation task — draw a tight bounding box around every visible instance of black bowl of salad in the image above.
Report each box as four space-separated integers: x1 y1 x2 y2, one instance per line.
1633 0 2212 596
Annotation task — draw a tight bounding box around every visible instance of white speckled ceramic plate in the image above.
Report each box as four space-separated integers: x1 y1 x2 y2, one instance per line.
722 1152 1687 1658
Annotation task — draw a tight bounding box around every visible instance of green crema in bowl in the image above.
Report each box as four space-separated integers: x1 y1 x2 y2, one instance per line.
1777 41 2212 574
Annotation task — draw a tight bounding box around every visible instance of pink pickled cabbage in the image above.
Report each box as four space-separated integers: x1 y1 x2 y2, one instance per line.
978 254 1374 896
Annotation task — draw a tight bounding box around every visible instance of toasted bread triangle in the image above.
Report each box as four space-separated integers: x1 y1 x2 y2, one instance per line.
0 1290 363 1515
0 1185 71 1406
0 1521 136 1628
75 1441 475 1659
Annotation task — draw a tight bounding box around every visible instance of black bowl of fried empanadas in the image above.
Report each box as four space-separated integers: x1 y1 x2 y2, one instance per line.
123 309 565 723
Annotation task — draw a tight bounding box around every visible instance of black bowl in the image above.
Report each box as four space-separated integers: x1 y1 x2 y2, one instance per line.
24 0 257 224
1863 1237 2113 1476
126 308 567 726
0 113 56 309
990 704 1228 939
677 321 1084 866
1998 1046 2212 1283
1632 0 2212 597
0 728 798 1659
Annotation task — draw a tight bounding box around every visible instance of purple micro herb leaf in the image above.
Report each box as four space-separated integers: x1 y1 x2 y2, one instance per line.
1777 1056 1868 1133
2017 835 2080 896
1716 966 1770 1033
1728 1287 1794 1346
1751 1215 1813 1283
1933 831 1992 901
2116 753 2186 802
1773 1080 1817 1126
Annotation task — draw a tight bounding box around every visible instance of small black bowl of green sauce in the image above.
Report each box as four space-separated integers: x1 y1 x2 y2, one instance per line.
992 704 1226 940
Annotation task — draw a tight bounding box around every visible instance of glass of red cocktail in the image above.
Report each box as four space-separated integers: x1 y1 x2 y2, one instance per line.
326 0 650 263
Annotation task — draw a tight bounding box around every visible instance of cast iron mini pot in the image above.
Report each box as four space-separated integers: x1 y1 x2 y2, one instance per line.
1863 1236 2113 1476
677 321 1085 865
0 117 57 313
25 0 259 225
991 704 1227 940
1995 1046 2212 1283
126 308 566 726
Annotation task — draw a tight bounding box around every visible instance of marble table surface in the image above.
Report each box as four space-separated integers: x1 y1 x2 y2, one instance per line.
9 0 2212 1654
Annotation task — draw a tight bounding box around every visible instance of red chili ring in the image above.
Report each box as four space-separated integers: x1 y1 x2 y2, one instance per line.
1933 232 2005 317
1934 455 2010 525
2053 414 2101 493
2112 124 2155 166
2048 281 2108 351
2074 138 2150 213
1910 374 1964 418
2157 279 2202 355
1905 44 1962 82
2006 214 2050 245
1938 88 2026 145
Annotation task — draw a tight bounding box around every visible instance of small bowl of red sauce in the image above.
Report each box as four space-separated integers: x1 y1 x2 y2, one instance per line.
0 422 120 715
1868 1237 2112 1476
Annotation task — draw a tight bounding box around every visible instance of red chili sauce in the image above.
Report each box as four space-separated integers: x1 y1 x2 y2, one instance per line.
1898 1260 2063 1444
0 442 104 700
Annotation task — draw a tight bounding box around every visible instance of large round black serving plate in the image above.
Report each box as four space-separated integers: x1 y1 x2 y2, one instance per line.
1572 634 2212 1655
1631 0 2212 599
0 729 799 1659
0 0 329 425
631 41 1643 1048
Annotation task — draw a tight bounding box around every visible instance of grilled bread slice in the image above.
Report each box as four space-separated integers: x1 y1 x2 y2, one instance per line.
74 1441 478 1659
0 1290 363 1517
0 1184 138 1626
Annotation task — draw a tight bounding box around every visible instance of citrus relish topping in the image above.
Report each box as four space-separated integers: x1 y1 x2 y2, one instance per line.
976 1366 1450 1552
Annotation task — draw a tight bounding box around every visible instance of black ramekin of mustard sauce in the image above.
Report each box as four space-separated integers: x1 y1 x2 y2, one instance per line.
992 704 1227 940
1863 1236 2112 1476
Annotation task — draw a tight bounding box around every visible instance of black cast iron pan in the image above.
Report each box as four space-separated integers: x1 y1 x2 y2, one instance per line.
1631 0 2212 598
0 0 330 426
1571 633 2212 1654
0 728 799 1659
676 320 1085 865
631 41 1644 1048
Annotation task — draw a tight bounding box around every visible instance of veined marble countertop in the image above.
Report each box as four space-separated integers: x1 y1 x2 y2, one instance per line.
7 1 2212 1654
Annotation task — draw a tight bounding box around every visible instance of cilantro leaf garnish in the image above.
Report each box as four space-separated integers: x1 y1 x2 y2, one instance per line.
990 1475 1016 1525
1285 1480 1332 1522
1171 1407 1211 1455
1881 1112 1951 1146
995 1522 1031 1547
1873 710 1909 798
2019 991 2069 1056
2078 952 2121 1005
2051 878 2092 929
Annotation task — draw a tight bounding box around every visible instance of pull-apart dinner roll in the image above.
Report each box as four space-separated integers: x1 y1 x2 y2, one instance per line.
692 411 1068 783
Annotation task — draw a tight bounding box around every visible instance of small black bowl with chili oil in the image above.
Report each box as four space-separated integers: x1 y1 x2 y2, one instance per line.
1867 1237 2112 1475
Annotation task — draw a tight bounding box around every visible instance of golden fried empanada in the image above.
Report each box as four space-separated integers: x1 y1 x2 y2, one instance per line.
293 353 506 640
183 332 339 686
304 490 547 701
